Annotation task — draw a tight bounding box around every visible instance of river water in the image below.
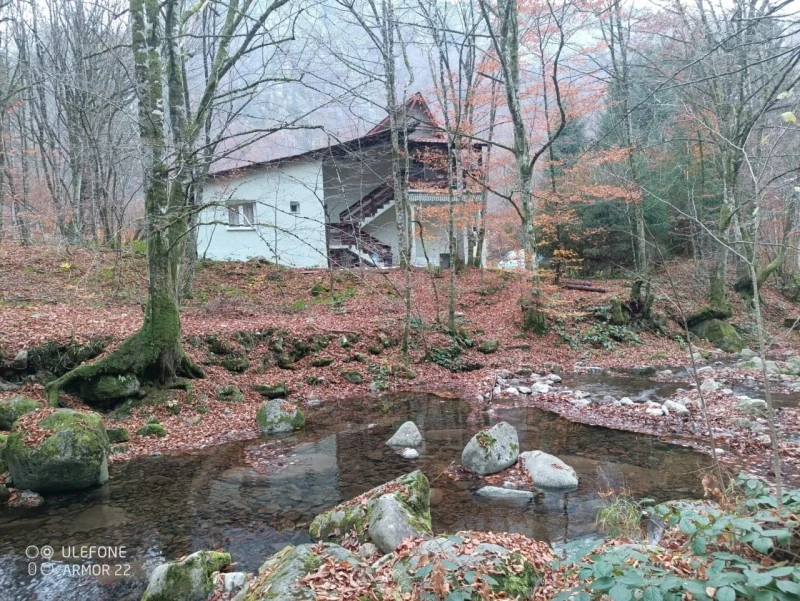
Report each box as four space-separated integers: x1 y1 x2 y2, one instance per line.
0 393 712 600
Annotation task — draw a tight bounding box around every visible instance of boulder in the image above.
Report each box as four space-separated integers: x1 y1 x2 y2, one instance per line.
736 397 767 415
368 493 424 553
79 374 140 404
5 409 109 493
106 427 130 444
340 370 363 384
699 379 720 393
257 399 304 434
531 382 552 394
137 421 167 438
0 395 40 430
689 319 744 353
740 348 757 360
461 422 519 475
216 385 244 403
309 470 431 548
520 450 578 490
248 544 367 601
386 421 423 447
390 532 549 597
142 550 231 601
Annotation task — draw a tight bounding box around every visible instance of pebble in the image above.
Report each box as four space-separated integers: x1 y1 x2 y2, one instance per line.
400 448 419 459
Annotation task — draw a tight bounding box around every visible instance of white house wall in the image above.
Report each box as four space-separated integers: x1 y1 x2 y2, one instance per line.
198 158 327 267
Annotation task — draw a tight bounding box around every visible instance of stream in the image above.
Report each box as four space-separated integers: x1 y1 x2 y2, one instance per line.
0 392 713 601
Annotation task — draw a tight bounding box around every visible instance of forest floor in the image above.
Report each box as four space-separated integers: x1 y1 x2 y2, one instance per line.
1 243 799 483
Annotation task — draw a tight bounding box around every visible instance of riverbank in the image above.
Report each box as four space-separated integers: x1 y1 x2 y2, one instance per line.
1 243 798 481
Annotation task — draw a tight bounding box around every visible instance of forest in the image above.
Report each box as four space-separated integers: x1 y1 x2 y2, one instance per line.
0 0 800 600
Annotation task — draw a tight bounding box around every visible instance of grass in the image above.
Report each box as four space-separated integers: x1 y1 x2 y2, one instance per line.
596 496 643 539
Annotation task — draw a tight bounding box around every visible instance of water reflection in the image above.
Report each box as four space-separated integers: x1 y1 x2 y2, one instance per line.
0 394 711 600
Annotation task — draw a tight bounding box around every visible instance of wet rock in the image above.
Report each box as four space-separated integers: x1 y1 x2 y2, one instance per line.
400 448 419 460
257 399 304 434
520 450 578 489
250 544 367 601
586 366 603 374
309 471 431 548
0 395 40 430
461 422 519 475
79 374 140 404
656 369 673 378
518 386 532 395
6 408 109 493
530 382 552 394
663 400 689 415
142 550 231 601
475 486 534 501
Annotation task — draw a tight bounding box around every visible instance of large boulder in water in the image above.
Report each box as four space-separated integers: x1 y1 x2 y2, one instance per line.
461 422 519 475
0 395 40 430
690 319 743 353
5 408 110 493
141 550 231 601
309 470 431 551
520 450 578 490
248 543 367 601
386 421 423 447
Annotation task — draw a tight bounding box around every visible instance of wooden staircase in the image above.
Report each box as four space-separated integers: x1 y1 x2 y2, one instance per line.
339 182 394 227
327 223 392 268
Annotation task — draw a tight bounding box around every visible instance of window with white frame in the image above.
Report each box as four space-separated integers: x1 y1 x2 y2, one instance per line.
228 202 255 228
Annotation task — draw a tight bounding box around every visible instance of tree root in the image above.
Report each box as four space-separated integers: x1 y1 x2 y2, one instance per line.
45 329 205 407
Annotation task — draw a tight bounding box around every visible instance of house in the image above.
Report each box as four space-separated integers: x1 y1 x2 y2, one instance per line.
196 93 486 268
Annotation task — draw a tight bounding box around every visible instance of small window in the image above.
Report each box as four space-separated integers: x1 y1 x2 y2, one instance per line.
290 201 300 214
228 202 255 228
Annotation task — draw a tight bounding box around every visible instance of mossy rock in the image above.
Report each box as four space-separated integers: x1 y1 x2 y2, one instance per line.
367 345 383 356
310 356 334 368
340 370 363 384
205 336 235 356
256 399 304 434
216 385 245 403
137 423 167 438
690 318 744 353
350 352 367 363
389 364 416 380
220 356 250 373
0 395 40 430
309 470 431 547
686 305 733 329
252 382 287 399
478 339 500 354
142 550 231 601
5 409 110 493
106 427 130 444
247 544 367 601
79 374 140 405
305 376 325 386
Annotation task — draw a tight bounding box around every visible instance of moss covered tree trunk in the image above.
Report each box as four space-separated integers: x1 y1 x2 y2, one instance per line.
45 0 203 405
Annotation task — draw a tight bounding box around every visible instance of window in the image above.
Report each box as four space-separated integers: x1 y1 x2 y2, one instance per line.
228 202 255 228
290 201 300 214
